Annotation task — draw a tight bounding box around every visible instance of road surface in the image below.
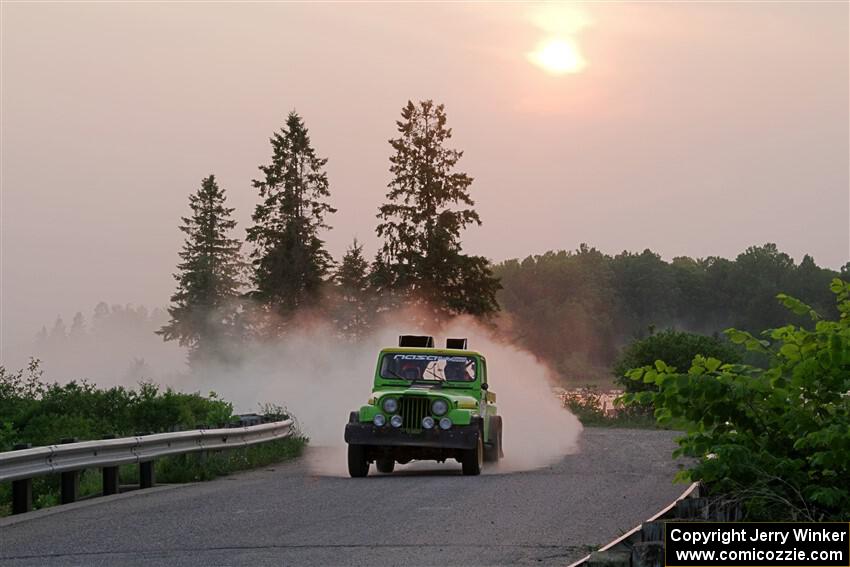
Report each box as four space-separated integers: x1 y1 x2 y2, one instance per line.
0 428 685 566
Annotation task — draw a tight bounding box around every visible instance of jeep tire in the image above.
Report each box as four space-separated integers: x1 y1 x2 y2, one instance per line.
348 444 369 477
462 435 483 476
376 457 395 473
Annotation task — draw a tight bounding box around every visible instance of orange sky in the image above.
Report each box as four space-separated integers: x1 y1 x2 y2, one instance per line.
1 2 848 364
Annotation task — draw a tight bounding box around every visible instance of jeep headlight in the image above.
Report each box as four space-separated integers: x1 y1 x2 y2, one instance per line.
431 399 448 416
439 417 452 430
373 414 386 427
382 397 398 414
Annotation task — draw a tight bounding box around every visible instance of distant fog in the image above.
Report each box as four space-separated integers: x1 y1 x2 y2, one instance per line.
2 2 848 366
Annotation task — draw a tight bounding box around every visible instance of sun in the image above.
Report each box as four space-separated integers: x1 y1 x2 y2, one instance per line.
529 39 586 75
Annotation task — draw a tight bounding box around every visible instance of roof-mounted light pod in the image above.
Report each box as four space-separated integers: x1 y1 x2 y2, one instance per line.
398 335 434 347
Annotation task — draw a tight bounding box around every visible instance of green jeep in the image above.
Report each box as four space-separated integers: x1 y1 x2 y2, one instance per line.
344 335 503 477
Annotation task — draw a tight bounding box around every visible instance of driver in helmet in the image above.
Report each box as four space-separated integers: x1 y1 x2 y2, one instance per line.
444 361 468 381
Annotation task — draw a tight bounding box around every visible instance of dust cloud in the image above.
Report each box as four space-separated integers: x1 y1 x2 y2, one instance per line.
19 308 582 476
440 317 583 473
188 313 582 476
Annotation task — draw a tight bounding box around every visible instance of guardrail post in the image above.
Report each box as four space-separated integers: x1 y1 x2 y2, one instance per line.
135 431 155 489
101 434 119 495
634 523 664 567
675 497 708 519
11 443 33 514
103 465 119 495
139 461 155 489
59 437 80 504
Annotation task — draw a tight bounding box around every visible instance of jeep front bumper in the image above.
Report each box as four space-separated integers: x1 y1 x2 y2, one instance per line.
344 421 479 450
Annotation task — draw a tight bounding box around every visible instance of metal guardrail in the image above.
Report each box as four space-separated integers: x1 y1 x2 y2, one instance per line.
0 420 293 515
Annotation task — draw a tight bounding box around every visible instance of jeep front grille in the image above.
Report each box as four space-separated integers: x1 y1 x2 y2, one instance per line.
400 396 430 432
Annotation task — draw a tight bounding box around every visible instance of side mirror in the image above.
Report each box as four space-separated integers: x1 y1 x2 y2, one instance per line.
481 382 489 390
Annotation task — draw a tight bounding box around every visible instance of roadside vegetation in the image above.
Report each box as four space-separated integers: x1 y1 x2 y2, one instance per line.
613 329 743 393
560 386 658 428
0 361 306 517
0 360 238 450
624 280 850 521
562 330 744 428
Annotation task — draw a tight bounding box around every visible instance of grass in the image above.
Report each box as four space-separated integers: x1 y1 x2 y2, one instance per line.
573 409 664 429
561 387 667 429
0 436 307 518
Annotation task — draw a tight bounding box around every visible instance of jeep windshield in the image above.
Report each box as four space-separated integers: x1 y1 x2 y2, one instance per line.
380 353 476 383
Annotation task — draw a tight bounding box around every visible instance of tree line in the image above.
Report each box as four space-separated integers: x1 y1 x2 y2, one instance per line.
158 100 500 365
495 244 847 380
133 97 846 378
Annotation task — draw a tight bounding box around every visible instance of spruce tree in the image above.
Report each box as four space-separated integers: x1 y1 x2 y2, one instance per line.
247 111 336 332
49 316 67 342
69 312 86 340
158 175 245 363
374 100 500 317
334 238 372 340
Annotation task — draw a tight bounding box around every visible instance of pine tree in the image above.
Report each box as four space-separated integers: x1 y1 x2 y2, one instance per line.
69 312 86 340
49 316 67 341
374 100 500 317
334 238 372 340
158 175 245 363
246 111 336 332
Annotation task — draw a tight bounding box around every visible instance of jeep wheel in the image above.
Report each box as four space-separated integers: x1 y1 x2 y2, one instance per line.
347 444 369 478
462 436 483 476
376 457 395 473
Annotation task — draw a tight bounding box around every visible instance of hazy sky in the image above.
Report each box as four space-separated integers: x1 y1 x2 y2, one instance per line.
2 2 848 364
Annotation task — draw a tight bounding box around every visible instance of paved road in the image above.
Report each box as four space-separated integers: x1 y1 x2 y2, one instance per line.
0 428 685 567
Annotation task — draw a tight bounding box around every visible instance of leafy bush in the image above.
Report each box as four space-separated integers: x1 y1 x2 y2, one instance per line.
0 422 14 453
614 329 742 393
0 363 236 449
624 279 850 520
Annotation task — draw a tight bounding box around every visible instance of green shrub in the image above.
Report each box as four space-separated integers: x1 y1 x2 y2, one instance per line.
624 279 850 520
0 364 236 446
0 422 14 453
614 329 742 393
